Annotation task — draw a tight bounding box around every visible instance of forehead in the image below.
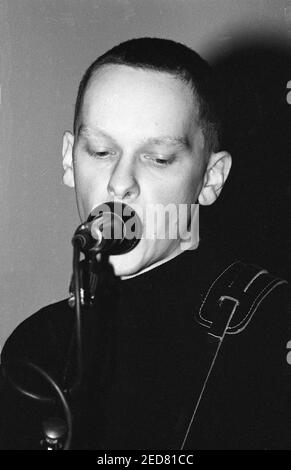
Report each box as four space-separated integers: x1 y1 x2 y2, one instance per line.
79 64 198 142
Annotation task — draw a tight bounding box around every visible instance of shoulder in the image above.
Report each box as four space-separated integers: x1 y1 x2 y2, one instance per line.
191 240 290 318
197 257 290 331
194 245 291 379
187 251 291 449
1 299 75 370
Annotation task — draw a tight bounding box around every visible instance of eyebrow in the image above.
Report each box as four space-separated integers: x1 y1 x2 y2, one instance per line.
78 125 112 140
78 126 190 149
144 136 190 149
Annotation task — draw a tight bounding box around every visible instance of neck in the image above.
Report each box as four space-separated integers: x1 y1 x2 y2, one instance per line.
121 240 199 280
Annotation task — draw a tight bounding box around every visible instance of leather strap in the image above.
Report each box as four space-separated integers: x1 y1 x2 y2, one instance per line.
196 261 287 338
180 261 287 449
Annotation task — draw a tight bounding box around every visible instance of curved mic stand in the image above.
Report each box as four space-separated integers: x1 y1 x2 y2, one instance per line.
1 202 141 449
1 243 106 450
2 360 73 450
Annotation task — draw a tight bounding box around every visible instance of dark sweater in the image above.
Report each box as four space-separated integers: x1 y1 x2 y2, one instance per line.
0 243 290 450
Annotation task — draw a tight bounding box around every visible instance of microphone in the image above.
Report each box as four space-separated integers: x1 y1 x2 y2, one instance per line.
72 201 142 255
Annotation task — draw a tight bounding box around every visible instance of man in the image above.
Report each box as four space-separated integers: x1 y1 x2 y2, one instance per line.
0 38 290 450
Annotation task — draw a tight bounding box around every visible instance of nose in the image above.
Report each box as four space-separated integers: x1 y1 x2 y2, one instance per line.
107 155 140 201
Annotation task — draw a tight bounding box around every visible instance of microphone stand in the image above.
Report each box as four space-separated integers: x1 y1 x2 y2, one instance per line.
2 202 140 449
60 243 117 449
1 241 115 450
43 215 123 449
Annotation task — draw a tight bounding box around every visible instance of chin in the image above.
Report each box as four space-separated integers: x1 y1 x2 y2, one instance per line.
107 236 147 276
109 249 147 277
108 239 179 278
108 237 167 277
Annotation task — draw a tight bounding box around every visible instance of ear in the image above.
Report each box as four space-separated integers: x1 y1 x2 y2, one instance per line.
198 151 232 206
62 131 75 188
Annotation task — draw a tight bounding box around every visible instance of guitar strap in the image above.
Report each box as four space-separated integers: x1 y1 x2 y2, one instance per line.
180 260 287 449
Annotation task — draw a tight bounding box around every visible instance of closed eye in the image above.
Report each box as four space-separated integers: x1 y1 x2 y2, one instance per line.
87 148 116 159
90 151 111 158
142 153 176 167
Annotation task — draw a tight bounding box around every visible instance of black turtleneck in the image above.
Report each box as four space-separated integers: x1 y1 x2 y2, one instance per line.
0 243 290 449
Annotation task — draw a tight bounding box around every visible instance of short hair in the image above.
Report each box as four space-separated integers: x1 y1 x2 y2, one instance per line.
74 37 221 156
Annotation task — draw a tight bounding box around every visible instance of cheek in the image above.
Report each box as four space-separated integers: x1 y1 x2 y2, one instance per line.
75 156 107 188
74 161 109 214
149 170 203 205
179 160 205 202
74 164 91 199
183 171 203 202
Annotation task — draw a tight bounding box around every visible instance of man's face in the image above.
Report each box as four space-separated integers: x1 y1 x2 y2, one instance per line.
71 64 206 276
